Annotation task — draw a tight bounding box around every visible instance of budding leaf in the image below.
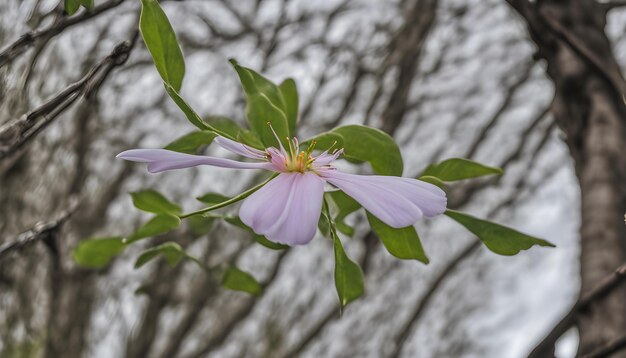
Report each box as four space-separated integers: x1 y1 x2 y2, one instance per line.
73 237 125 268
445 209 555 255
165 131 217 154
421 158 502 182
140 0 185 91
367 213 429 264
131 190 181 215
135 242 185 268
221 267 263 296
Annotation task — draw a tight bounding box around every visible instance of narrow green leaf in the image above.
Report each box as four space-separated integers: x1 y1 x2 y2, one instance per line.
221 267 263 296
421 158 502 182
333 234 365 310
139 0 185 91
223 216 288 250
130 190 181 215
65 0 80 15
445 209 555 255
164 131 217 153
127 214 181 243
196 192 230 206
229 60 290 148
367 213 429 263
278 78 298 135
135 242 185 268
73 237 125 268
307 125 403 176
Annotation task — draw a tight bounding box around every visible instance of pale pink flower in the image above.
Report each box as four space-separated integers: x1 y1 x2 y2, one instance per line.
117 135 446 245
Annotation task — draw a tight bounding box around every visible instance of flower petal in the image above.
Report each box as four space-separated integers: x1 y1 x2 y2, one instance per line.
322 170 447 228
239 172 324 245
214 136 267 160
117 149 274 173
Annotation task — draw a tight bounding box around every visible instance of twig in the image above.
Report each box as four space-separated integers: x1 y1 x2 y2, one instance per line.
0 0 126 68
528 263 626 358
0 198 79 260
0 39 134 162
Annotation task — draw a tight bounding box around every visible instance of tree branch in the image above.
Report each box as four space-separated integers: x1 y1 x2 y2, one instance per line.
528 263 626 358
0 198 79 260
0 38 134 162
0 0 126 68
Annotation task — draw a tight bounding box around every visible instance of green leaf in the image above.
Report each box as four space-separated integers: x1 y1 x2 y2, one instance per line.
206 116 264 149
127 214 181 243
417 175 447 190
73 237 126 268
333 234 365 310
223 216 288 250
445 209 555 255
130 190 181 215
367 213 429 263
229 60 290 148
65 0 80 15
135 242 185 268
139 0 185 91
187 215 215 236
421 158 502 182
79 0 94 9
307 125 403 176
163 84 214 131
326 191 361 236
278 78 298 135
196 192 230 206
221 267 263 296
164 131 217 153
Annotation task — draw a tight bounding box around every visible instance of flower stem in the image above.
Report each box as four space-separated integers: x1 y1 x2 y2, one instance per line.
178 174 277 219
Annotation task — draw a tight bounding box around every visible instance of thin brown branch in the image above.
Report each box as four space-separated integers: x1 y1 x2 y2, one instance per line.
0 39 134 162
0 198 79 260
0 0 126 68
528 263 626 358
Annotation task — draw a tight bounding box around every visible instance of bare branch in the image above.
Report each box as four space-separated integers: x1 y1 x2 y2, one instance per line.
0 39 134 162
528 263 626 358
0 198 79 260
0 0 126 68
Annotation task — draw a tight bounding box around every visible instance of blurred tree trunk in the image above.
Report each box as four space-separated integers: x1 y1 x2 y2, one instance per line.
508 0 626 355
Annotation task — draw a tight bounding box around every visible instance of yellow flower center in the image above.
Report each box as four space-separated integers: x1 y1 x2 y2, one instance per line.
284 138 316 173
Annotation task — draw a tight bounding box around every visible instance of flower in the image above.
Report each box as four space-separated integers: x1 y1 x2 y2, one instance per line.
117 134 447 246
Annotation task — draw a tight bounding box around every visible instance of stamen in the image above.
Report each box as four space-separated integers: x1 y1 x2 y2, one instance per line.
267 122 286 152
